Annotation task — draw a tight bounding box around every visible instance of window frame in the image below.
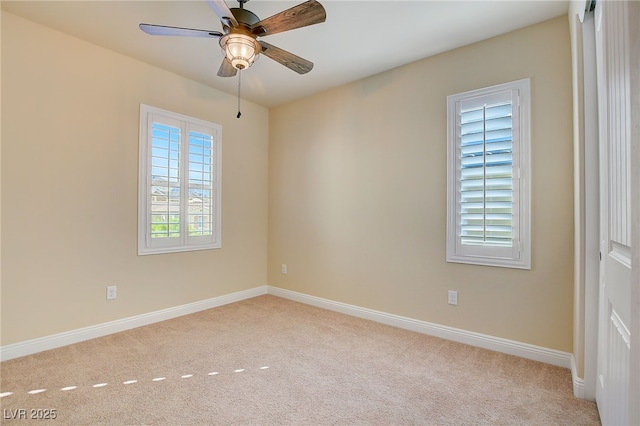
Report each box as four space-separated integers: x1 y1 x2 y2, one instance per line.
138 104 222 255
446 79 531 269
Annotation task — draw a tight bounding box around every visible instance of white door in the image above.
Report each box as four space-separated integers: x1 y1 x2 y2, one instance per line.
594 1 632 424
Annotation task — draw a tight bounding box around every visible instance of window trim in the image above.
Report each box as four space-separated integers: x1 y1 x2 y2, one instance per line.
446 79 531 269
138 104 222 255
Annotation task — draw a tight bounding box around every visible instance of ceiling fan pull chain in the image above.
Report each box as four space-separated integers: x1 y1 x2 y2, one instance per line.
237 69 242 119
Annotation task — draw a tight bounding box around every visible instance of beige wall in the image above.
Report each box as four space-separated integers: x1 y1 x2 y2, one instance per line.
1 13 269 345
269 16 574 352
2 12 575 355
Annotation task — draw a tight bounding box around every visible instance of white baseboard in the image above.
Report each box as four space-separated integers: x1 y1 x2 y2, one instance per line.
571 355 586 398
0 286 268 362
267 286 573 370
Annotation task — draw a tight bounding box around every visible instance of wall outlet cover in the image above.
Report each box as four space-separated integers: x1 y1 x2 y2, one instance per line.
107 286 117 300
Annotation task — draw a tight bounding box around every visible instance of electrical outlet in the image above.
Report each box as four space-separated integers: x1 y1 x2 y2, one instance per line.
281 264 288 274
448 290 458 306
106 285 117 300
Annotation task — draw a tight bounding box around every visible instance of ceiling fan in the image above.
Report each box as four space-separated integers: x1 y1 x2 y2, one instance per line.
139 0 327 78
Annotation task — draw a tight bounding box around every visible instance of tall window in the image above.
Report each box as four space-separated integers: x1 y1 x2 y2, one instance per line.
446 79 531 269
138 105 222 255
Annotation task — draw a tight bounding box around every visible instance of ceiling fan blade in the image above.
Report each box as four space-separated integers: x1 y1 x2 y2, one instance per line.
259 41 313 74
205 0 239 28
217 58 238 77
251 0 326 36
139 23 222 38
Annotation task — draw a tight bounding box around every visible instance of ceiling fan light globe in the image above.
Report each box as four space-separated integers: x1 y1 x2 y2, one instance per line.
220 33 259 70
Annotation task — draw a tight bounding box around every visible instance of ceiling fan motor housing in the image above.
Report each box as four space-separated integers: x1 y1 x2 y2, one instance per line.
219 8 262 70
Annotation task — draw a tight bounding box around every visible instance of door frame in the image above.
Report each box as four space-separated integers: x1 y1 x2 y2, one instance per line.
628 2 639 423
572 2 638 423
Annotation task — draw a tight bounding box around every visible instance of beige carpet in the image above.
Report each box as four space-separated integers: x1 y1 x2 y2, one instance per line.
0 295 600 425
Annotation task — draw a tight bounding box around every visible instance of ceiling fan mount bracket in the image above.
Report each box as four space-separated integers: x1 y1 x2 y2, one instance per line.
224 8 261 32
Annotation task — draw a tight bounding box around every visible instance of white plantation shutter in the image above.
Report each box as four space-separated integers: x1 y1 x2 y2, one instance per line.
459 97 514 247
187 129 216 241
447 79 530 269
149 120 182 241
139 105 222 255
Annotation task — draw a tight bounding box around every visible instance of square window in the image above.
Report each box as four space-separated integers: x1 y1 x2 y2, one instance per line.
138 105 222 255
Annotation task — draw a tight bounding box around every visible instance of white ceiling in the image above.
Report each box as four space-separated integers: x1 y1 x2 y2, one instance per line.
2 0 568 108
